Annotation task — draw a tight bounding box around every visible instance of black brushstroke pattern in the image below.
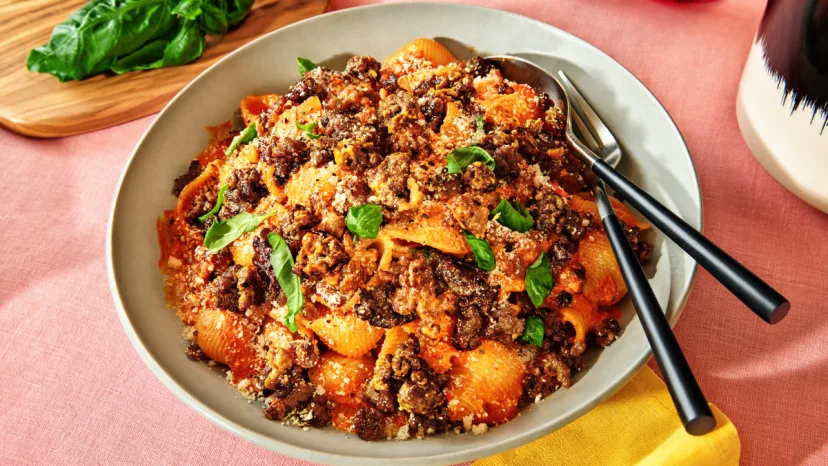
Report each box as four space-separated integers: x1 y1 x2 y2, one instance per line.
758 0 828 133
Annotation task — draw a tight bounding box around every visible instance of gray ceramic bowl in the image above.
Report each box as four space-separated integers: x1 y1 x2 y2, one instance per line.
107 3 701 465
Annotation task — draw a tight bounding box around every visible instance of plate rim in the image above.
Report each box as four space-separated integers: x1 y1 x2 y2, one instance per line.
107 3 703 464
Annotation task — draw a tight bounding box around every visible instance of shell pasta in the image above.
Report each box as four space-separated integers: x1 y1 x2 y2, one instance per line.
157 38 653 441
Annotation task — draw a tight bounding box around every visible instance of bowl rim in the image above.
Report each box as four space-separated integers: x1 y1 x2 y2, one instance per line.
106 3 703 464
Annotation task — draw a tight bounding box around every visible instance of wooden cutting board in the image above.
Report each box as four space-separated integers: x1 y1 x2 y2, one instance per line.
0 0 329 138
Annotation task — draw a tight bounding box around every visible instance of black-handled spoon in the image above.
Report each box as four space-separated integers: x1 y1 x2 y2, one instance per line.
595 182 716 435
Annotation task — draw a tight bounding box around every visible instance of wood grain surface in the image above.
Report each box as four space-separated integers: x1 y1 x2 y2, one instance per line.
0 0 329 138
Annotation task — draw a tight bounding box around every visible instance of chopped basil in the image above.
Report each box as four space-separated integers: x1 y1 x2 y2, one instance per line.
463 233 496 271
521 316 545 347
267 232 303 332
198 184 228 223
203 211 275 253
225 121 257 156
471 115 485 145
295 121 321 140
446 146 495 174
346 204 383 239
490 199 534 233
525 252 554 308
297 57 318 75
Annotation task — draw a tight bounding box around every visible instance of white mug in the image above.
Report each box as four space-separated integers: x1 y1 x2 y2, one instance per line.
737 0 828 213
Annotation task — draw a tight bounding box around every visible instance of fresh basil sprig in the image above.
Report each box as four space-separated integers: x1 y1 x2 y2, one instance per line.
490 199 534 233
27 0 255 81
521 316 545 347
197 184 228 223
346 204 383 240
295 121 322 140
267 232 303 332
225 121 257 156
203 211 275 252
446 147 496 174
297 57 318 76
463 232 496 271
525 252 554 307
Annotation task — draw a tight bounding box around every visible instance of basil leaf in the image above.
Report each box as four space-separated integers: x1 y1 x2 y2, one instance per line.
525 252 554 308
28 0 178 82
198 184 228 223
490 199 534 233
346 204 383 239
521 316 545 347
109 18 205 74
225 121 257 155
172 0 203 20
463 233 496 271
110 38 168 73
225 0 254 26
197 2 229 36
295 121 322 140
446 147 495 174
203 211 275 252
268 232 303 332
297 57 318 75
161 19 206 64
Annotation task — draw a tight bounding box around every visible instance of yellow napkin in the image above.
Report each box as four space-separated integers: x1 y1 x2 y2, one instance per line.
475 366 739 466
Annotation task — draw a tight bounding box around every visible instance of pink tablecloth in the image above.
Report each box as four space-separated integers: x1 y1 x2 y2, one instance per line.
1 0 826 464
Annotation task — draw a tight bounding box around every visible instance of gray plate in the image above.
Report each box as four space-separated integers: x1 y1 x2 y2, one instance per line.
107 3 701 465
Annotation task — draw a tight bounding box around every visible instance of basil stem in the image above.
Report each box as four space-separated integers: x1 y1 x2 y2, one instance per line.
268 232 303 332
198 184 228 223
203 211 275 253
525 252 554 307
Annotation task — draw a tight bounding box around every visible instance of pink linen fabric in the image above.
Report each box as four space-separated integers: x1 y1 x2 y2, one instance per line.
1 0 827 464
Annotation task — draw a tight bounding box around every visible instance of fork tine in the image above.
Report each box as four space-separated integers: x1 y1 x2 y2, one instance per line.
557 70 618 151
571 108 602 155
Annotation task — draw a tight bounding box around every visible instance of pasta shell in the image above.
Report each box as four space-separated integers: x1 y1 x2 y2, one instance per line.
568 193 649 230
378 326 412 361
579 232 627 306
308 311 384 357
309 351 375 407
175 162 219 218
382 38 458 69
240 94 280 126
195 309 262 381
382 204 470 256
331 403 359 434
478 84 540 128
445 340 526 425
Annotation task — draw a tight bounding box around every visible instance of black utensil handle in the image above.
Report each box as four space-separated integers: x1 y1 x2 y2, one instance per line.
592 159 790 324
602 212 716 435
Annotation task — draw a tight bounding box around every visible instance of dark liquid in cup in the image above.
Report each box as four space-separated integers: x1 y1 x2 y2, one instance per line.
759 0 828 130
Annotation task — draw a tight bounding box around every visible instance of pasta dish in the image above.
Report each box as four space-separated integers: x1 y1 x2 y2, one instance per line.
157 39 652 440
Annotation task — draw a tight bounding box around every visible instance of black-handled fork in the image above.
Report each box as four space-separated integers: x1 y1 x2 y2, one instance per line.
556 70 790 325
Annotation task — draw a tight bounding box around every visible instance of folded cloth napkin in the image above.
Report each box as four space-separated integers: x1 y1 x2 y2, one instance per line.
475 366 739 466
